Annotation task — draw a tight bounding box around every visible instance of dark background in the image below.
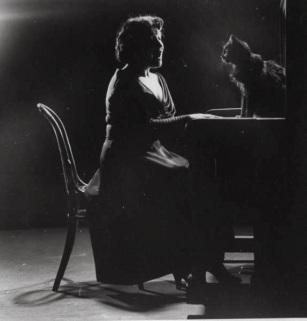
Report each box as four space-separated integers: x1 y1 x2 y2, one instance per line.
0 0 284 229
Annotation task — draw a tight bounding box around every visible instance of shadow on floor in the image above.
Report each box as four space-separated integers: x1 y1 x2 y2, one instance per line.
14 276 307 318
13 283 66 307
13 278 188 313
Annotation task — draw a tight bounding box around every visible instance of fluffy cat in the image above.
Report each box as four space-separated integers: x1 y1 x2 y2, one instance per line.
221 34 286 118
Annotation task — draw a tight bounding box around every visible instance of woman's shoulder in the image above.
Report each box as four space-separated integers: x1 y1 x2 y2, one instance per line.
106 68 141 104
111 67 140 90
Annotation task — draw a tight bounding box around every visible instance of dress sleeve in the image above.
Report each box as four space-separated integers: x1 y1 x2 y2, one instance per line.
106 71 147 127
150 114 190 126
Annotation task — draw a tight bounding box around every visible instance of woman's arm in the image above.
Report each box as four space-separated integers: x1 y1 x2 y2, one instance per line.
149 114 190 126
150 113 221 126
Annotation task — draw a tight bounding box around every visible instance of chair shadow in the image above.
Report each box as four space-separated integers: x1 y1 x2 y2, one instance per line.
13 279 68 306
61 279 187 312
14 277 188 313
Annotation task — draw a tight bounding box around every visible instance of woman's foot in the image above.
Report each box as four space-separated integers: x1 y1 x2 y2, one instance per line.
208 263 241 285
173 272 190 290
186 271 208 291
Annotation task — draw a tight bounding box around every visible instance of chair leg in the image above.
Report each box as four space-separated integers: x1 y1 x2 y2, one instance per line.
53 218 77 292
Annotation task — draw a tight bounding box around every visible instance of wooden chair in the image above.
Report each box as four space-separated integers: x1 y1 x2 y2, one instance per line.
37 103 89 291
37 103 144 292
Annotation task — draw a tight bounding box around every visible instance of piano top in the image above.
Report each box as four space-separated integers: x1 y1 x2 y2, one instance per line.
194 117 286 121
185 117 287 146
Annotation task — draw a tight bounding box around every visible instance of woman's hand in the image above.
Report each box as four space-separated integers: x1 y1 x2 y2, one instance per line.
188 113 222 120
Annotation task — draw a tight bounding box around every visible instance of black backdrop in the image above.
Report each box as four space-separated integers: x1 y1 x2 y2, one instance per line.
0 0 283 228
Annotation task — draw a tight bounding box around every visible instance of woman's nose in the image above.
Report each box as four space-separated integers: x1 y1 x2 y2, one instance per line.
156 39 164 51
152 36 163 50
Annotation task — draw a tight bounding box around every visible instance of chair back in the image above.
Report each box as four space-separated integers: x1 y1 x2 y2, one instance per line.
37 103 87 211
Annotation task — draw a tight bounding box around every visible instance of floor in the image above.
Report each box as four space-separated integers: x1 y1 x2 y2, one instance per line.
0 227 304 320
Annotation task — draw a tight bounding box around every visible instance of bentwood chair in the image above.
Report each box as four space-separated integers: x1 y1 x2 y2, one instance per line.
37 103 144 292
37 103 91 291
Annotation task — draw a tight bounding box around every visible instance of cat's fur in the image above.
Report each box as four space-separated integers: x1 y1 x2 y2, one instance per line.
221 34 286 118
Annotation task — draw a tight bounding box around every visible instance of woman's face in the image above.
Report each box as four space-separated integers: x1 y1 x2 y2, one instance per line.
143 28 164 69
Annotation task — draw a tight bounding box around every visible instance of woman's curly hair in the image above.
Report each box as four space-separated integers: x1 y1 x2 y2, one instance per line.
115 15 164 64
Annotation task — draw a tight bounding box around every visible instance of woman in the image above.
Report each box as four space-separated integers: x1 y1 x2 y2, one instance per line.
89 15 223 287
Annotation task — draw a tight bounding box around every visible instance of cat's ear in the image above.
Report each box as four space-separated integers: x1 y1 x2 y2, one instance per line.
231 34 241 44
229 34 234 42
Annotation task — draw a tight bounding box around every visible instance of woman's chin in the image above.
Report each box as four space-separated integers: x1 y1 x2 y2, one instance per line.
151 59 163 69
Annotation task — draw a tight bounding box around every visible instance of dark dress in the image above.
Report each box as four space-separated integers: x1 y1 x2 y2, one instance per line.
89 68 192 284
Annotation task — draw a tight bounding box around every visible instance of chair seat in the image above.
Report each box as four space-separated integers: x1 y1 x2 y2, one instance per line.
76 209 87 219
83 169 100 197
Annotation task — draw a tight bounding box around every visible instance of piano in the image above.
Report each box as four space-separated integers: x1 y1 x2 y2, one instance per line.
185 114 287 285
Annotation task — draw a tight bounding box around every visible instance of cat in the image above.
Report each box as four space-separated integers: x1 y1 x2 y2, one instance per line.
221 34 286 118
